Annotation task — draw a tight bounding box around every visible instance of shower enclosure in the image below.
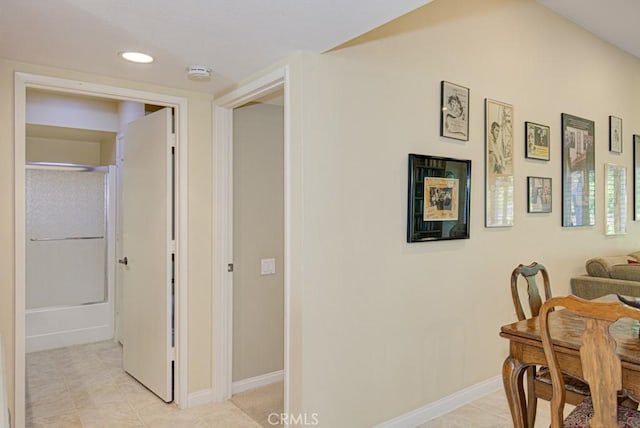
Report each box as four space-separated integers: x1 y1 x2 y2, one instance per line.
25 163 115 352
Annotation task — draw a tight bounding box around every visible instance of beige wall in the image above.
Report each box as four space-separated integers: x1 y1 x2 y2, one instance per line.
284 0 640 425
26 137 102 165
0 58 214 419
232 102 284 381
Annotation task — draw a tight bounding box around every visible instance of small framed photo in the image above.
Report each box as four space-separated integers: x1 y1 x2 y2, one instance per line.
610 115 622 153
407 154 471 242
440 81 469 141
525 122 550 160
527 176 552 213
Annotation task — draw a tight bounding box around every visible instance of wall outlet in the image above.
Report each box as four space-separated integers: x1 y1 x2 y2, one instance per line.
261 258 276 275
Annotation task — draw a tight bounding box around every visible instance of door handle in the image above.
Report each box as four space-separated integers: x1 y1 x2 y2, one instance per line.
118 256 128 266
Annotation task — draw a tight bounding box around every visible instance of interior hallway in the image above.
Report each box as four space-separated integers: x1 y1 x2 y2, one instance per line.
25 340 283 427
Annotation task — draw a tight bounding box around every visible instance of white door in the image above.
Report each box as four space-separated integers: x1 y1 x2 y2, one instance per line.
121 107 174 402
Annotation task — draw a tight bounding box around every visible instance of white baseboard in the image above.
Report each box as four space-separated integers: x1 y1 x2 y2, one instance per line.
232 370 284 395
374 375 503 428
187 370 284 408
26 325 112 353
187 389 214 408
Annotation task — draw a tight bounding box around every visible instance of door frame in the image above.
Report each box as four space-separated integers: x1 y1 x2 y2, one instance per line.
212 66 290 411
14 72 189 427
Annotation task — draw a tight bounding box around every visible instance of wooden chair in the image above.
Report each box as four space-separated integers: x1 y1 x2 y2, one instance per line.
540 295 640 427
510 263 590 427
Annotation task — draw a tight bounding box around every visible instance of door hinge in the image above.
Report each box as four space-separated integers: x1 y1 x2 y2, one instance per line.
170 347 176 362
227 263 234 272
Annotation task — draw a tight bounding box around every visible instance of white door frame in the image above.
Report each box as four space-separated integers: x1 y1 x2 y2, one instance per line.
212 66 290 412
14 72 189 427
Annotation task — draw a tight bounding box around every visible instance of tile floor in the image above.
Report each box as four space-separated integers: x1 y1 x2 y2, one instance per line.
415 389 566 428
26 340 565 427
25 340 282 427
231 383 284 428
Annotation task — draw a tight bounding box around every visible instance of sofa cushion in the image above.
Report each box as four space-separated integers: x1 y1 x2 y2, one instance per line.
610 264 640 282
628 251 640 261
586 256 631 278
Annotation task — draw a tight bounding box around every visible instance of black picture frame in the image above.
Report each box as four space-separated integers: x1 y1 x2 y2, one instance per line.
407 154 471 242
561 113 595 227
525 122 550 161
609 115 623 153
527 176 552 213
440 81 469 141
634 135 640 220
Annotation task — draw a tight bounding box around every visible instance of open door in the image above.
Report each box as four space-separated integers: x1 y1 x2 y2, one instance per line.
121 107 174 402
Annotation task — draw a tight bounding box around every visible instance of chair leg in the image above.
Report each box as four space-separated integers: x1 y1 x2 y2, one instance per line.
526 366 537 428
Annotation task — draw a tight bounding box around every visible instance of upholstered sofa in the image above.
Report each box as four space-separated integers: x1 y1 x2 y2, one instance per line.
570 251 640 300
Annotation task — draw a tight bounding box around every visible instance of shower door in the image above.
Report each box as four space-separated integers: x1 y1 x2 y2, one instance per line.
25 165 115 352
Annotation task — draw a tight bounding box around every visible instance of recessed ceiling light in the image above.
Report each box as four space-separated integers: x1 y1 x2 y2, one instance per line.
119 51 154 64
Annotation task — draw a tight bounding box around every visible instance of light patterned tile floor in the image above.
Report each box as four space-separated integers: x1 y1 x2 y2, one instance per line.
231 383 284 428
25 340 281 428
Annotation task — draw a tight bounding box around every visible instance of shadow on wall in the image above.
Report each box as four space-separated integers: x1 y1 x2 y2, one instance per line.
330 0 527 52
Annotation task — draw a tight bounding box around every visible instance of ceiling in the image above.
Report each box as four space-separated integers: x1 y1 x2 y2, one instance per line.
0 0 431 95
536 0 640 59
0 1 636 96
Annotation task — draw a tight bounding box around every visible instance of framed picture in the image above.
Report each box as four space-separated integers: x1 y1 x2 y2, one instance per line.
440 81 469 141
407 153 471 242
605 163 627 235
525 122 550 160
634 135 640 220
561 113 595 227
485 99 514 227
609 115 622 153
527 176 552 213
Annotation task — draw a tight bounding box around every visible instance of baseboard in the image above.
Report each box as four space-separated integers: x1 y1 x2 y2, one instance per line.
187 389 214 408
374 375 503 428
232 370 284 395
186 370 284 408
26 325 112 353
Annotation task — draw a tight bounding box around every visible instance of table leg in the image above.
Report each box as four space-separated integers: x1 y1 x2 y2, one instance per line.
503 356 529 428
525 366 538 427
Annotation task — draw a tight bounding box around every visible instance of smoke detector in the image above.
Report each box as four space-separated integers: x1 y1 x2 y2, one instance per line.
187 65 212 81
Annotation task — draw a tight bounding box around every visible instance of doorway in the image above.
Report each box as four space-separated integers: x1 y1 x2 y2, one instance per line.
212 67 291 417
14 73 189 428
232 95 284 387
228 94 285 425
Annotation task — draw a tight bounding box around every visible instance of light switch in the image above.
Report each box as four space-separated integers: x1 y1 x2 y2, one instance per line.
261 258 276 275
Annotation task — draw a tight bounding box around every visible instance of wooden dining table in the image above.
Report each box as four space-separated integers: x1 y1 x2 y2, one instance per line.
500 294 640 428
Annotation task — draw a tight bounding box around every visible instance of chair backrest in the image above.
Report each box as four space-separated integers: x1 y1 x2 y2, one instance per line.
540 295 640 428
510 262 552 321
